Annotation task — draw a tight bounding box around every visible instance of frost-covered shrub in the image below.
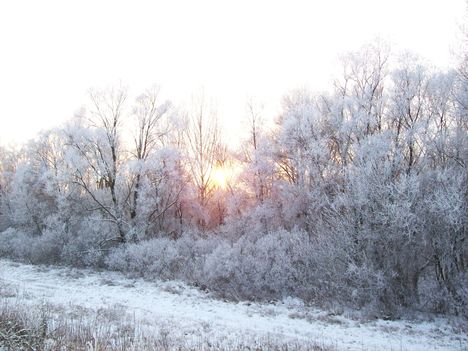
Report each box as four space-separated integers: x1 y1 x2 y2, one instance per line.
105 231 221 281
202 229 317 301
415 170 468 316
60 219 114 267
0 228 62 264
170 233 221 282
106 238 180 279
0 228 31 260
0 217 111 267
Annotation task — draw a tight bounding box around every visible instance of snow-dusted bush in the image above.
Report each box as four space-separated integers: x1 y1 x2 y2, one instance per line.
416 170 468 315
202 229 319 301
105 231 221 282
0 218 110 267
0 228 62 264
0 228 32 260
106 237 180 279
60 223 109 267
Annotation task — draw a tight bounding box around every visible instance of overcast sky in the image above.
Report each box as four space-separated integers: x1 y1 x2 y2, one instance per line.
0 0 465 146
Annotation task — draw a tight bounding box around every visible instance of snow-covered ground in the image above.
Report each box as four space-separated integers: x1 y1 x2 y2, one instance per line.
0 259 466 351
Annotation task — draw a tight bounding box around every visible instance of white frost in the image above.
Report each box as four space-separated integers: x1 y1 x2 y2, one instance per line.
0 259 465 351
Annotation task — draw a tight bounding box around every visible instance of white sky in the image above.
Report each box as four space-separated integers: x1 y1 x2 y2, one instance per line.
0 0 465 146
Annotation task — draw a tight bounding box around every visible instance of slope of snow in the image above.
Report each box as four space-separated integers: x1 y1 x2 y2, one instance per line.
0 259 465 351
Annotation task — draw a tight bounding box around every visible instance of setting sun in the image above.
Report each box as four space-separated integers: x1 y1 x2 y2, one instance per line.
211 166 230 189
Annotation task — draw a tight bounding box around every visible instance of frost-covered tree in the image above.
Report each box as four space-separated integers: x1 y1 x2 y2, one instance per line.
65 86 129 243
184 93 222 227
129 85 173 222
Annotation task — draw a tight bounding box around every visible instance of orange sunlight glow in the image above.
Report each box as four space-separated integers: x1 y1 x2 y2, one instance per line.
211 166 230 189
210 162 244 190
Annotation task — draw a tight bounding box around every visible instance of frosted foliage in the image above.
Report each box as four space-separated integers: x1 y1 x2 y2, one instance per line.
0 42 466 318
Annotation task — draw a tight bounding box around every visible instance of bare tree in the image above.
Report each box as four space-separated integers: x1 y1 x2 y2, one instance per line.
389 55 430 174
129 85 172 221
185 93 221 226
243 98 269 202
68 86 129 243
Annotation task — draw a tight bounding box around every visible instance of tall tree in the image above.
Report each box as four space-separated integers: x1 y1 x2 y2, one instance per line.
184 93 221 227
129 85 173 222
67 86 129 243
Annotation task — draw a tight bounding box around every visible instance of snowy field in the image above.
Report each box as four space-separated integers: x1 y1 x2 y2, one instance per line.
0 259 466 351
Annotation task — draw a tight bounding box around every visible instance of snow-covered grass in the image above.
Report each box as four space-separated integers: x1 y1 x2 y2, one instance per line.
0 259 466 351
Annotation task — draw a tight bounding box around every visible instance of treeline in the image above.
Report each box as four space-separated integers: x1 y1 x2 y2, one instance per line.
0 42 466 318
